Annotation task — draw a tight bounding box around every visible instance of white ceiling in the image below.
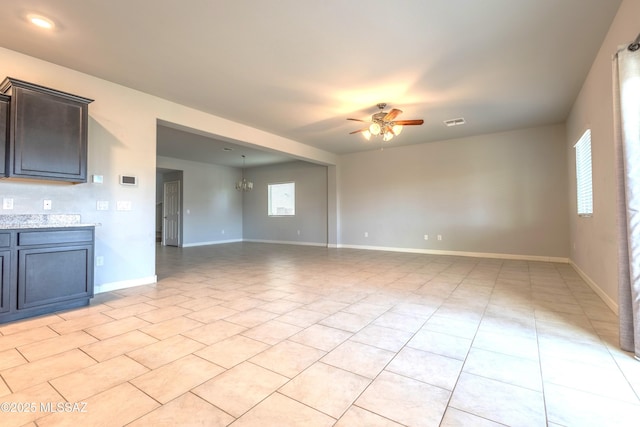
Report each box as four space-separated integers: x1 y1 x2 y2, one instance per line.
0 0 622 167
156 122 295 168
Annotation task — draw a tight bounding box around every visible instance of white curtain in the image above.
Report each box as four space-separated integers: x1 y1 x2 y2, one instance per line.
615 41 640 358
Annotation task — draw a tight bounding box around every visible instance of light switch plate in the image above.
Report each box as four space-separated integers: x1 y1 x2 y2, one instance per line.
43 200 52 210
96 201 109 211
116 201 132 211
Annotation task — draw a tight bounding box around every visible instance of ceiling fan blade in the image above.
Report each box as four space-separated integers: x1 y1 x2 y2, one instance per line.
383 108 403 121
347 118 367 122
349 128 369 134
392 119 424 126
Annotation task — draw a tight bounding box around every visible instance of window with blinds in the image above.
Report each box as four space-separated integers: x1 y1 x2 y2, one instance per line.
574 129 593 216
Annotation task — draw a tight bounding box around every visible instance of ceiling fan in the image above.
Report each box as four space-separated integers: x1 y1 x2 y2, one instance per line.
347 103 424 142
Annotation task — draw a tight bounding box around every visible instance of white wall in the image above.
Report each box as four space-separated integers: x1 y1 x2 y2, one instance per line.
243 161 328 245
0 53 162 292
5 1 632 295
0 46 336 292
156 156 243 246
566 0 640 310
338 124 569 260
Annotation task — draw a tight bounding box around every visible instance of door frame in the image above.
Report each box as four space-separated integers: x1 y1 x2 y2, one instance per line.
162 179 181 247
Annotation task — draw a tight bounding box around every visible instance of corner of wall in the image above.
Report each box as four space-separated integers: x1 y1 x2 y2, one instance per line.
569 259 619 314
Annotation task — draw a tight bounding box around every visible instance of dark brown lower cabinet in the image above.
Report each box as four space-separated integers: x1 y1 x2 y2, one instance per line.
0 226 94 324
0 250 9 314
18 245 93 310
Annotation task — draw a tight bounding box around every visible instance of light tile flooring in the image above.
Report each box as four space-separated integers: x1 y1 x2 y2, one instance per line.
1 242 640 426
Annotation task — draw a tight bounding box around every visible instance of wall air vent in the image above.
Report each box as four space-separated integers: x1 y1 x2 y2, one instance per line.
444 118 466 127
119 175 137 186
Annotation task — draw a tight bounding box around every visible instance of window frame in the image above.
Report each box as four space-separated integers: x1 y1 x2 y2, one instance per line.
267 181 296 217
574 129 593 217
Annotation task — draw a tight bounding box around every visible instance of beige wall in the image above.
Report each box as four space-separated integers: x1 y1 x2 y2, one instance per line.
0 47 335 292
0 48 161 291
566 0 640 311
2 0 634 298
156 156 243 247
243 161 328 245
338 124 569 260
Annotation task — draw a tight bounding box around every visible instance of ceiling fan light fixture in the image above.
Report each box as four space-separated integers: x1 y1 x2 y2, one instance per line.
348 103 423 142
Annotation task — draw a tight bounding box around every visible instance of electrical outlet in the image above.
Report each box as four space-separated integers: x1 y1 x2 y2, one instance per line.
424 234 429 240
364 231 368 238
43 200 52 210
96 201 109 211
221 229 225 234
437 235 443 241
297 230 301 236
96 256 104 266
3 198 14 210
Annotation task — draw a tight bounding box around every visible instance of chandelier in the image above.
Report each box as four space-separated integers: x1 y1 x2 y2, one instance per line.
235 155 253 191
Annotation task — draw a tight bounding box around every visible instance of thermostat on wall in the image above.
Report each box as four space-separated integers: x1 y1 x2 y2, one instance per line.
119 175 137 186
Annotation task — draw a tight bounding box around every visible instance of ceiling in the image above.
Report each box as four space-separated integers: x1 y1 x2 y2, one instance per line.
156 122 295 168
0 0 623 167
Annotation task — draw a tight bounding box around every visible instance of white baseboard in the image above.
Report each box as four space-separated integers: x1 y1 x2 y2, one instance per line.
181 239 242 247
97 244 615 317
569 260 619 314
167 239 570 264
243 239 327 247
336 244 569 263
95 275 158 294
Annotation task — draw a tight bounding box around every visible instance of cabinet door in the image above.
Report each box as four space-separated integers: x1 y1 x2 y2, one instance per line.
0 250 9 314
0 94 9 176
17 245 93 310
10 86 88 182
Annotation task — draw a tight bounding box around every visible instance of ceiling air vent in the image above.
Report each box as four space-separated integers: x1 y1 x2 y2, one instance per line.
444 118 466 127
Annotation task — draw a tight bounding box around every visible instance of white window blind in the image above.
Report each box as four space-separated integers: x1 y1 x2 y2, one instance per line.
268 182 295 216
574 129 593 216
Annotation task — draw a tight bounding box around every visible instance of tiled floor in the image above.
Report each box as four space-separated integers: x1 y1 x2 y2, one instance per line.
1 242 640 426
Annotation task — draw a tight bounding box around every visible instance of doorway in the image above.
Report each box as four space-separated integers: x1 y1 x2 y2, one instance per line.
163 180 180 246
156 169 183 246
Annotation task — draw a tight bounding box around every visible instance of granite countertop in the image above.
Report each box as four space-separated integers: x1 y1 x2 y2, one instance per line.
0 214 98 230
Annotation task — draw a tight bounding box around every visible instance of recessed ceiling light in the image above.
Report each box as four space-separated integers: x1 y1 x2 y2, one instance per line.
27 14 55 30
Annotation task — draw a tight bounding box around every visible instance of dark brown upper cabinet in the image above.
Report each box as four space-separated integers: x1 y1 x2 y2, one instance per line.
0 93 9 176
0 77 93 183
